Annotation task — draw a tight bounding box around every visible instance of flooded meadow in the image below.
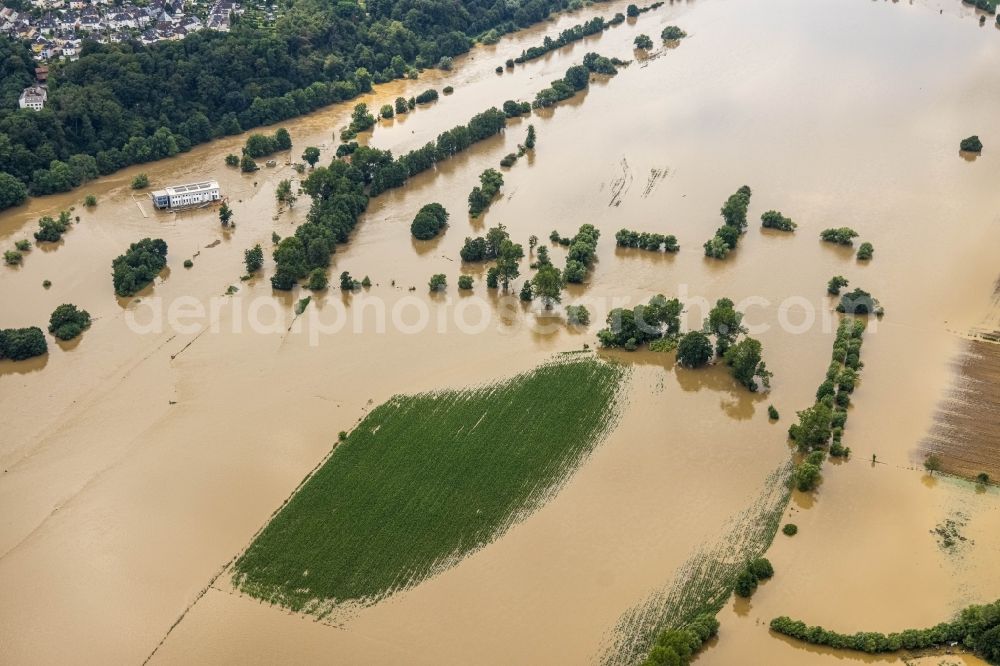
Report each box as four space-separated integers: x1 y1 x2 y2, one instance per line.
1 0 999 663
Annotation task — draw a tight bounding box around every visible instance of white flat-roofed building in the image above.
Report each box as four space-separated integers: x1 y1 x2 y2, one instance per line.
150 180 221 209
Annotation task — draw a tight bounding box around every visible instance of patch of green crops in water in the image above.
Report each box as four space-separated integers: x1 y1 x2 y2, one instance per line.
233 356 628 613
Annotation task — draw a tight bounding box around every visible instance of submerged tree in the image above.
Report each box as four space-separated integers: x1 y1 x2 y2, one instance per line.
532 263 563 308
677 331 713 367
219 202 233 227
244 244 264 274
634 34 653 50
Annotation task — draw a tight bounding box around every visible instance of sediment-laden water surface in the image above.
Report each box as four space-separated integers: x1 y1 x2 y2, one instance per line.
1 0 999 663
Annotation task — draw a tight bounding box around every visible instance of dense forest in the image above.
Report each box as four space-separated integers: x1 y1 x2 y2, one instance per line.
0 0 576 209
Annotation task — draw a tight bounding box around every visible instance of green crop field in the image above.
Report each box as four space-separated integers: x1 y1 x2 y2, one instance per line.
232 355 628 614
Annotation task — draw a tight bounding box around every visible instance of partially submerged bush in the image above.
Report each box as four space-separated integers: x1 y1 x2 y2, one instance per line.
792 461 822 491
827 275 849 295
458 275 474 290
415 88 439 104
634 34 653 50
308 268 329 290
566 305 590 326
428 273 447 291
857 242 874 260
782 523 798 536
820 227 858 245
112 238 168 296
761 210 797 231
836 288 884 316
34 211 71 242
960 135 983 152
0 326 48 361
411 203 449 240
48 303 91 341
661 25 688 40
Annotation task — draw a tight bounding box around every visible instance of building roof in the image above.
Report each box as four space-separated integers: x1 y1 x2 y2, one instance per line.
160 180 220 196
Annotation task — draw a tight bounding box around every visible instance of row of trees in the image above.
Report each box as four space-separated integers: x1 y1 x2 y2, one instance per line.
615 229 680 252
0 0 571 209
347 106 507 197
271 160 368 290
555 224 600 283
704 185 752 259
532 53 623 109
513 15 609 64
770 598 1000 662
787 318 867 489
243 128 292 159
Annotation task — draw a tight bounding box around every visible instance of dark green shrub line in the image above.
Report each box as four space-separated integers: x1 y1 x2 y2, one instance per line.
112 238 168 297
533 53 626 109
560 223 600 283
760 210 797 232
511 4 662 67
820 227 858 245
770 598 1000 663
352 105 507 197
0 0 582 209
704 185 752 259
788 317 867 489
615 229 679 252
242 128 292 159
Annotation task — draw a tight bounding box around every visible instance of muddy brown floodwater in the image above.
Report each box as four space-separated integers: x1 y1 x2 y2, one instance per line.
2 0 1000 663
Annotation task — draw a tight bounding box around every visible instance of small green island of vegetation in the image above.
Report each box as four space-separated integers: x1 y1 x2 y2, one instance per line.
233 356 628 612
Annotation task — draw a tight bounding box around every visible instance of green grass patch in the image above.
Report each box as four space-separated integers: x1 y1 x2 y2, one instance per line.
233 356 628 613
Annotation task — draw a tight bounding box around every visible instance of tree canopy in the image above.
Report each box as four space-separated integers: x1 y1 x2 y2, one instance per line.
0 0 568 205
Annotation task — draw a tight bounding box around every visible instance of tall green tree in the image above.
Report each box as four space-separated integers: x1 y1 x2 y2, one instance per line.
723 337 772 391
302 147 321 168
532 264 563 308
219 202 233 226
495 239 524 291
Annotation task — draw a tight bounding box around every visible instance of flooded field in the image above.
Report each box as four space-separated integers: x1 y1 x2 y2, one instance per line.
1 0 999 663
